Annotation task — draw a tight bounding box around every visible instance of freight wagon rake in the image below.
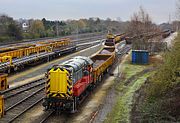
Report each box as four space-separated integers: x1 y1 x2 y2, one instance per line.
42 37 130 113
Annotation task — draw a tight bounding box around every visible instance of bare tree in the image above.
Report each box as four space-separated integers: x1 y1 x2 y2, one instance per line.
127 6 160 50
128 6 153 36
172 0 180 31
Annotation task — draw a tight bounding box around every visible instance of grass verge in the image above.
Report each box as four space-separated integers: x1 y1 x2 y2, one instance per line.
104 58 154 123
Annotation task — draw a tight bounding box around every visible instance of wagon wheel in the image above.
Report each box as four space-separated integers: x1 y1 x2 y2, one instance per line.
98 75 102 82
106 68 109 73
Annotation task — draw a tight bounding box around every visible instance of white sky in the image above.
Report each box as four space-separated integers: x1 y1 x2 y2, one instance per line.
0 0 178 24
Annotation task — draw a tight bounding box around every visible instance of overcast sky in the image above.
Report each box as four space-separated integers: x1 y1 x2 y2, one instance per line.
0 0 177 24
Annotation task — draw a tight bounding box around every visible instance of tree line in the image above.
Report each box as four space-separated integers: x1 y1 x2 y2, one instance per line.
1 6 180 43
0 15 23 42
0 15 127 42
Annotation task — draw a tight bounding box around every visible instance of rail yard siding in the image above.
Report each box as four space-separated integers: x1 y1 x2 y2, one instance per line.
8 44 102 84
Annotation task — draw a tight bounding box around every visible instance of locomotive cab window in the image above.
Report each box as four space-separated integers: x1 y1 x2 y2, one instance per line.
83 70 89 76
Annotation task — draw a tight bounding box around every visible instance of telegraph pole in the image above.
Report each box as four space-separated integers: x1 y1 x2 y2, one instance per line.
76 24 79 46
56 21 59 37
168 14 171 24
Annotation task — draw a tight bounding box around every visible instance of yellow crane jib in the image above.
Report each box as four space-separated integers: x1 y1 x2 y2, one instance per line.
107 33 114 39
0 56 13 66
46 46 53 52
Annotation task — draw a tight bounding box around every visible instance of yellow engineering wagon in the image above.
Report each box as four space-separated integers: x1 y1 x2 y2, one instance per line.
0 73 8 91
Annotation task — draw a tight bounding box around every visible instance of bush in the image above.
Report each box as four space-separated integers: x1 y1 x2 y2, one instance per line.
141 33 180 122
147 33 180 97
32 33 40 39
22 33 33 39
0 36 12 42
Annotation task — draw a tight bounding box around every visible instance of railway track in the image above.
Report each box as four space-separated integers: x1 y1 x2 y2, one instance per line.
0 36 103 73
0 41 102 123
0 42 131 123
77 40 102 51
72 36 104 44
0 33 104 48
40 44 132 123
1 79 64 123
0 78 45 123
39 111 55 123
6 91 44 123
1 78 44 98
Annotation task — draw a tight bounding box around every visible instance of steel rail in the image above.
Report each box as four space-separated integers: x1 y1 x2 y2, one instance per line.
5 87 44 112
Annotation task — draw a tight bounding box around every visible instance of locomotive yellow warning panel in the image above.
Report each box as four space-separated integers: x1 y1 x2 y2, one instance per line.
49 68 69 94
